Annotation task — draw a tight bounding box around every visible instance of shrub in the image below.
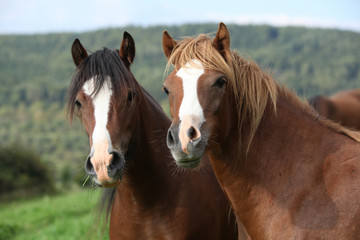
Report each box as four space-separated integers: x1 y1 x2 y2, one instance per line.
0 144 54 201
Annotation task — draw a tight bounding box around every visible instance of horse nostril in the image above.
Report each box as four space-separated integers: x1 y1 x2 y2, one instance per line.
109 152 125 171
85 155 95 176
167 125 180 149
167 129 175 146
187 126 197 140
108 151 125 180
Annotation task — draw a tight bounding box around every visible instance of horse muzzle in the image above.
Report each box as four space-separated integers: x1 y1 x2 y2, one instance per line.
167 123 206 169
85 150 125 187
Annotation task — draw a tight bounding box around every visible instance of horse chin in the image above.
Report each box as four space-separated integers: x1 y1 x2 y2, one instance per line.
171 149 204 169
176 158 201 169
170 143 206 169
93 176 122 188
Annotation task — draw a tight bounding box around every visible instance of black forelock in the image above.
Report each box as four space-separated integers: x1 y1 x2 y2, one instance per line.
67 48 137 119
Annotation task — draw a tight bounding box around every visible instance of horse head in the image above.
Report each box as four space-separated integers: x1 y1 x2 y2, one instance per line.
68 32 139 187
162 23 233 168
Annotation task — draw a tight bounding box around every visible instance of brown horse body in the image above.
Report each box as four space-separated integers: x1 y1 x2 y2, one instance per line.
109 89 237 239
162 23 360 239
210 89 360 239
310 89 360 130
68 32 237 240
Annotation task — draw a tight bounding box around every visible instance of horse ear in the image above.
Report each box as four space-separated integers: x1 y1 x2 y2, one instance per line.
162 31 177 59
213 22 231 62
119 31 135 69
326 99 336 119
71 39 88 67
309 95 335 119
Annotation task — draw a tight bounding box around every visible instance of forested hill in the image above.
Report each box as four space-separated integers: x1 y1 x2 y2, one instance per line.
1 24 359 184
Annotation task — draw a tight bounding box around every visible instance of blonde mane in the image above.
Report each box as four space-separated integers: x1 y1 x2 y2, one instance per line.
165 34 360 153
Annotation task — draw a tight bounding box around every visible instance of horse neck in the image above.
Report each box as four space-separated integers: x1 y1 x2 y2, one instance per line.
209 88 350 236
116 88 172 204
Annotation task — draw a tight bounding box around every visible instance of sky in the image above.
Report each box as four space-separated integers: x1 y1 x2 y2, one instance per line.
0 0 359 34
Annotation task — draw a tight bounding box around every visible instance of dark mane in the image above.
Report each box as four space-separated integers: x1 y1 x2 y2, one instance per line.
99 188 117 226
67 48 137 120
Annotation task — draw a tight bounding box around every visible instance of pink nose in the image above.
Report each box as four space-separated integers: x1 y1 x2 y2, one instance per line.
85 151 125 187
179 116 202 154
181 125 201 153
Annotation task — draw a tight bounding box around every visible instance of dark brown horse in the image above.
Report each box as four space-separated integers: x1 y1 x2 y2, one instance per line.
67 32 238 239
309 89 360 130
162 23 360 239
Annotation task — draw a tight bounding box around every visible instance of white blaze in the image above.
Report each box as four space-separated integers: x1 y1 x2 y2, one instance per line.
83 76 113 151
177 60 205 122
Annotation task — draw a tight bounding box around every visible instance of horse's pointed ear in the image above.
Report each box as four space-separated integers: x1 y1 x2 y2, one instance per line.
71 39 88 67
162 31 177 59
213 22 231 62
119 31 135 69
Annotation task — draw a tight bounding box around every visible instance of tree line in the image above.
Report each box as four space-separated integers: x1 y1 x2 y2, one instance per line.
0 23 359 194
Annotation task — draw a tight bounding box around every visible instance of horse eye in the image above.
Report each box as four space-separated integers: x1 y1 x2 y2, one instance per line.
127 90 137 102
162 87 169 95
75 100 82 108
212 77 226 88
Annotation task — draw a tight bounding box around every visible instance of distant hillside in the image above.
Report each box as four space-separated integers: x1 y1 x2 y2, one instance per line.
0 24 359 184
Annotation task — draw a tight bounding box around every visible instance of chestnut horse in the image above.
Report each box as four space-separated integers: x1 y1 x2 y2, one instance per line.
309 89 360 130
67 32 238 240
162 23 360 239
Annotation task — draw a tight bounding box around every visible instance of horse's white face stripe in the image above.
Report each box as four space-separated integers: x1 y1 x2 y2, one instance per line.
177 60 205 122
83 77 113 151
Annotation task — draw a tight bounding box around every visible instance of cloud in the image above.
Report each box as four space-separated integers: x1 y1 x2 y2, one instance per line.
0 0 359 34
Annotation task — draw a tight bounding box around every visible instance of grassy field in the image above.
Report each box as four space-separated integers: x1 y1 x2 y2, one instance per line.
0 189 110 240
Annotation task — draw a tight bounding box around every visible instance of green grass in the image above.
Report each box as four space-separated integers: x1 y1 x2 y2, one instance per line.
0 190 110 240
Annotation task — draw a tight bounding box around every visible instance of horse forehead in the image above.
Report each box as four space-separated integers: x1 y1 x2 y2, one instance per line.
174 60 204 102
82 77 113 148
82 76 113 127
83 76 113 99
176 60 204 81
176 60 205 120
